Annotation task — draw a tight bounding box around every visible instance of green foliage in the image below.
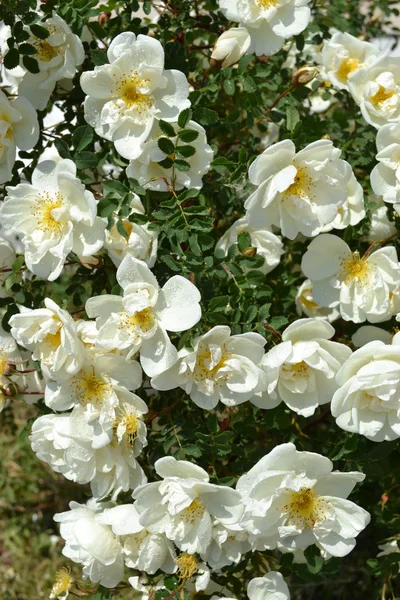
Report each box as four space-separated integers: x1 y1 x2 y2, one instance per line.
1 0 400 599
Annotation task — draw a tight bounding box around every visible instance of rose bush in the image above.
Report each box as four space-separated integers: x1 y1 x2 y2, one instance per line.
1 0 400 599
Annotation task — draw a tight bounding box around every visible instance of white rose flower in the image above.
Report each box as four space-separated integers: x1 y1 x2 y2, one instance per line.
377 539 400 557
151 325 267 410
8 13 84 111
54 499 124 588
30 400 147 499
301 234 400 323
9 298 85 382
0 90 39 184
324 168 365 230
80 32 190 160
331 334 400 441
1 159 106 281
98 504 176 574
215 217 284 275
44 352 144 446
371 122 400 213
104 194 158 267
349 55 400 128
200 521 250 569
211 27 251 68
218 0 311 57
126 120 213 191
321 32 381 91
296 279 340 322
247 572 290 600
366 196 397 242
244 140 360 240
258 319 351 417
237 443 370 556
133 456 244 554
86 255 201 377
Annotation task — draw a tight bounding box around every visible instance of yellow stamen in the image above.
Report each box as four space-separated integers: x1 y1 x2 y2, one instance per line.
283 168 314 201
34 39 59 62
114 72 154 113
193 347 231 382
113 406 140 446
340 251 371 284
45 330 62 349
280 487 330 529
336 57 360 82
181 499 205 524
76 371 111 405
119 308 155 334
256 0 279 7
34 192 64 234
370 86 395 106
175 553 198 580
50 567 72 599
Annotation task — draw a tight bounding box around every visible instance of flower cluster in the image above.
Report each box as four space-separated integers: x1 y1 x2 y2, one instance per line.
1 3 400 600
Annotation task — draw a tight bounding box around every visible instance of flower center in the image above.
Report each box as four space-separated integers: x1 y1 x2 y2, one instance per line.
119 308 155 335
280 487 330 529
336 57 360 82
193 347 231 382
34 192 64 233
115 72 154 113
256 0 279 7
340 251 371 284
283 360 309 376
181 498 205 524
370 85 395 106
34 39 59 62
50 567 72 599
283 168 313 201
45 330 62 349
0 350 8 376
76 372 111 405
113 406 140 446
175 553 198 580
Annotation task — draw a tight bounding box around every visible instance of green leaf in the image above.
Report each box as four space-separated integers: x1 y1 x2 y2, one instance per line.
3 48 20 70
91 49 108 66
195 107 219 125
223 79 235 96
143 1 152 14
74 151 99 170
158 137 175 156
237 231 252 252
88 21 107 39
22 55 39 73
73 125 94 152
159 120 176 137
18 43 36 55
174 159 191 172
176 145 195 158
178 108 193 129
183 444 202 458
54 138 71 159
98 197 119 218
286 103 300 132
116 219 129 239
177 129 199 143
243 75 257 93
30 23 50 39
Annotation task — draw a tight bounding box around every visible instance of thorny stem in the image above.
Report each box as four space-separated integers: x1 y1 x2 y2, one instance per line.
263 322 282 340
